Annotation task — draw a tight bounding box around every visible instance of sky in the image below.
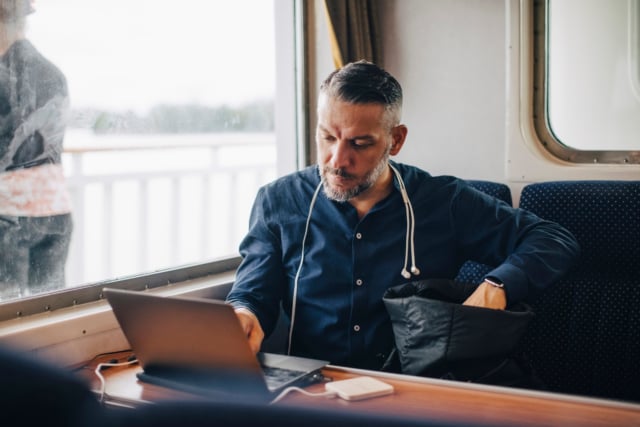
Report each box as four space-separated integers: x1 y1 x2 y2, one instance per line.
27 0 276 113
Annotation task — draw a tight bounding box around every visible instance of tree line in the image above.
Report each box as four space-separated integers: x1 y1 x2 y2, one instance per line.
69 101 274 134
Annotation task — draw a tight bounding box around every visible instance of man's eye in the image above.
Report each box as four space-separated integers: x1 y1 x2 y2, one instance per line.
352 140 371 148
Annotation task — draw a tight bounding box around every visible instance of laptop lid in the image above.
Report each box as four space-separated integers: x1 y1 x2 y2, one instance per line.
103 288 327 402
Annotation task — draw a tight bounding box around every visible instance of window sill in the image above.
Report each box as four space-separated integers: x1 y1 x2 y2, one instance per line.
0 266 236 368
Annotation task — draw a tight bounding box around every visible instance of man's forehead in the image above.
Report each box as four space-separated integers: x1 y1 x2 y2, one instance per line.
318 96 386 121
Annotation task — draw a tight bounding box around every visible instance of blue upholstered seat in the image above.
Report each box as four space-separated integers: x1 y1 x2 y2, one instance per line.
519 180 640 402
454 180 513 284
464 180 513 206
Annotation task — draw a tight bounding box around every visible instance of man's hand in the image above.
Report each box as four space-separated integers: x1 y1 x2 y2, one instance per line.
462 281 507 310
234 308 265 354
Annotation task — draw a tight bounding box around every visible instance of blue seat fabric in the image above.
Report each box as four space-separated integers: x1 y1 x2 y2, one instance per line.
518 180 640 402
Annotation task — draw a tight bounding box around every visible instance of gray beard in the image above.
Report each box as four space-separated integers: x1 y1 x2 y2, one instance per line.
320 151 390 202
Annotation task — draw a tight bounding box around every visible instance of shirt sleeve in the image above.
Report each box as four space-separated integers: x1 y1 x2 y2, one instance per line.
451 181 580 304
226 186 286 337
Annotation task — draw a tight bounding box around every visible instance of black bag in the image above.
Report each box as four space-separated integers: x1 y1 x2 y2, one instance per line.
382 279 544 389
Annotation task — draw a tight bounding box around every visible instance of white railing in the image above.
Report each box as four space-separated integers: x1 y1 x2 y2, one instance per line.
62 130 276 286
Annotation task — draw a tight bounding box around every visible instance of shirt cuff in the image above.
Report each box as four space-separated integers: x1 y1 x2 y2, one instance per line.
485 263 529 304
233 306 259 321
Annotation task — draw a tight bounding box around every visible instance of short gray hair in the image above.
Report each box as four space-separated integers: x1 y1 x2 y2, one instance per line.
319 60 403 128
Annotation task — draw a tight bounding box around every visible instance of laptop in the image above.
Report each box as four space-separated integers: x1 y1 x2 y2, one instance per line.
103 288 328 402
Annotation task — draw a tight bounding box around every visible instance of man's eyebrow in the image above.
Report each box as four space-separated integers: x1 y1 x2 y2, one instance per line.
317 125 374 142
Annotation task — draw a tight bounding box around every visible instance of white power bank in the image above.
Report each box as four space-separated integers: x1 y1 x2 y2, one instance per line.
325 376 394 401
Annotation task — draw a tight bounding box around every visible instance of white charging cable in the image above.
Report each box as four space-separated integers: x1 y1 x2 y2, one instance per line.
270 386 336 404
287 180 324 355
94 358 139 404
390 164 421 279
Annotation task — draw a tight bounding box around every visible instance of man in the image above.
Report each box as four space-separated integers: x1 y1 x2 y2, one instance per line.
226 61 579 370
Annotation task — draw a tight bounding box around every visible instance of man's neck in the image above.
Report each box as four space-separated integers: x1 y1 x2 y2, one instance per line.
349 165 395 219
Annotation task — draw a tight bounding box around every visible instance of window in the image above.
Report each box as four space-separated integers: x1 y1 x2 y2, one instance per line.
533 0 640 163
0 0 295 303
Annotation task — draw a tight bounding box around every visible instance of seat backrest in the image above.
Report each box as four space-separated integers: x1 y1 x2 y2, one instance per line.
464 180 513 206
455 180 513 284
518 180 640 402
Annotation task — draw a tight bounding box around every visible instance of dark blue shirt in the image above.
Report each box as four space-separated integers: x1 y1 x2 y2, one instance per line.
227 162 579 369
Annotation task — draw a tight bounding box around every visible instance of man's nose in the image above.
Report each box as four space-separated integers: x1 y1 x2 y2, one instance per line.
329 140 350 169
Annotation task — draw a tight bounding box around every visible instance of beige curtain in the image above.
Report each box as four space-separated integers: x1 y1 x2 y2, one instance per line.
323 0 382 68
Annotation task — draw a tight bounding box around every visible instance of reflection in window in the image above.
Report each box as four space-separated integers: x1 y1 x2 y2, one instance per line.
1 0 277 300
546 0 640 152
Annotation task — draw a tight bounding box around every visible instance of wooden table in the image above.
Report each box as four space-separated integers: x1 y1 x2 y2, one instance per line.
76 351 640 426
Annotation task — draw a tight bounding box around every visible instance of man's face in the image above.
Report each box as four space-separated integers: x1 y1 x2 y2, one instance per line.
316 95 400 202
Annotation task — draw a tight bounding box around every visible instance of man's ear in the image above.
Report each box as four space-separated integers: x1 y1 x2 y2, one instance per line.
389 125 408 156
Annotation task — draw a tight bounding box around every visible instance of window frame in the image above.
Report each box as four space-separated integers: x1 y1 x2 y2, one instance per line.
0 0 304 344
0 256 241 323
532 0 640 165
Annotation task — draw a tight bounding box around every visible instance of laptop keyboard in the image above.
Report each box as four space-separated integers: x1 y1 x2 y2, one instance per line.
262 365 307 390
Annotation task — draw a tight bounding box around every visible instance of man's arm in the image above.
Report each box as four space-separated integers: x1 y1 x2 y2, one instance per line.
226 186 287 341
454 182 581 306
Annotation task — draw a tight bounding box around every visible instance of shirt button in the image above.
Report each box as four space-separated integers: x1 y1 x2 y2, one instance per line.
353 325 361 332
356 279 363 286
355 232 362 239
